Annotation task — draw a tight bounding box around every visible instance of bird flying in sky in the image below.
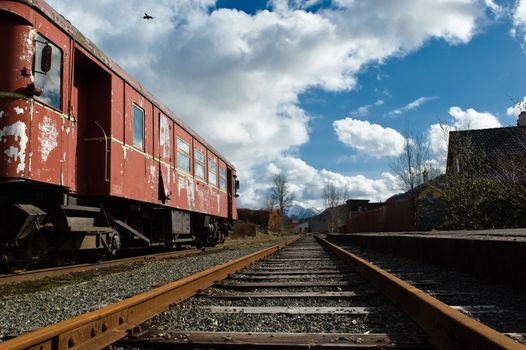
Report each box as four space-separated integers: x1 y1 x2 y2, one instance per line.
143 13 154 20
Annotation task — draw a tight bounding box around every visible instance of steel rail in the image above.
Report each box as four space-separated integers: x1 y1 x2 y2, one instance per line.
318 236 525 350
0 237 280 285
0 249 201 285
0 236 300 350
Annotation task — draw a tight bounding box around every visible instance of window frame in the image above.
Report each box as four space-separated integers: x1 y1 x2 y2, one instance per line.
208 158 217 187
33 33 63 111
219 166 227 191
176 137 191 173
194 149 205 180
132 104 145 150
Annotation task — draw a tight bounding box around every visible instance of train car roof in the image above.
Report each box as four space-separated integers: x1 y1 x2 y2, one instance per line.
7 0 235 169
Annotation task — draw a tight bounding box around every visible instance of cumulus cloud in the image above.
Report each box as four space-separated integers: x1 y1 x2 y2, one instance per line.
512 0 526 45
447 106 501 130
46 0 497 207
506 96 526 117
333 118 406 158
386 96 437 117
241 156 400 208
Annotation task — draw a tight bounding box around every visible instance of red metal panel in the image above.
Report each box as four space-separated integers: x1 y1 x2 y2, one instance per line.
109 77 124 196
124 148 146 201
144 102 155 202
110 139 124 196
146 156 157 202
0 7 34 93
123 85 152 202
29 105 62 185
111 77 125 140
63 113 77 190
0 100 31 179
158 112 173 203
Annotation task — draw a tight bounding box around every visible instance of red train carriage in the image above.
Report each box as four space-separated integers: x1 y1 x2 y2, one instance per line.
0 0 239 268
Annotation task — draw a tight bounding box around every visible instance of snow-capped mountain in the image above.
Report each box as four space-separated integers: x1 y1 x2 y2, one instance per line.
284 204 322 220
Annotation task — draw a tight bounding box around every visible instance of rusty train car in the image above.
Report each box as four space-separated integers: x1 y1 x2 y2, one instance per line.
0 0 239 267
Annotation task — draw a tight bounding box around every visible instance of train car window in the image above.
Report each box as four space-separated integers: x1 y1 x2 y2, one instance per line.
194 150 205 179
208 159 217 186
34 33 62 110
219 167 226 191
177 137 190 172
132 104 144 150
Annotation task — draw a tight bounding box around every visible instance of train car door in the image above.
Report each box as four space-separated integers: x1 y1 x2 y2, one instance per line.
72 47 112 195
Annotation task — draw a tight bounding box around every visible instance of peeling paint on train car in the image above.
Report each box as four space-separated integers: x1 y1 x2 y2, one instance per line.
0 120 28 174
38 115 58 162
178 174 195 211
20 28 36 68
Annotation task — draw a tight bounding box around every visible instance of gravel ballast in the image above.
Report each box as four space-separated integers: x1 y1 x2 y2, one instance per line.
335 242 526 344
143 237 423 337
0 238 287 341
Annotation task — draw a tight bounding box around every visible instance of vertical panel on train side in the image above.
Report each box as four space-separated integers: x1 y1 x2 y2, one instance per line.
207 151 219 216
28 12 72 188
193 140 208 213
123 85 151 202
158 112 173 205
144 102 155 203
174 124 194 211
218 159 228 218
109 77 125 196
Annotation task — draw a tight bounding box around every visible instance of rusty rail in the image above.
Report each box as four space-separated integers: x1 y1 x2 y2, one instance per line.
0 249 202 285
0 236 300 350
318 236 525 350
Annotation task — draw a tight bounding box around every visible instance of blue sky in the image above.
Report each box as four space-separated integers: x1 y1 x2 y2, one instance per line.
48 0 526 209
299 17 526 177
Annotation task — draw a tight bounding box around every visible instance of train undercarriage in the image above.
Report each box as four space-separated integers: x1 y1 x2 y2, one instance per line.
0 180 233 271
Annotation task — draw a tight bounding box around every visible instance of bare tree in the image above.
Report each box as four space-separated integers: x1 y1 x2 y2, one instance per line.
270 173 295 215
321 183 350 232
390 130 439 191
263 193 276 211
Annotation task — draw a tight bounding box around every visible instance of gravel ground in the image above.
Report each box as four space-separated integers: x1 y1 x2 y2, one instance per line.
336 243 526 344
0 238 287 341
143 238 423 337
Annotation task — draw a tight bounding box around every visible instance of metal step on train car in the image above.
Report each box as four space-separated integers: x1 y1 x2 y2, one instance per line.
0 0 239 269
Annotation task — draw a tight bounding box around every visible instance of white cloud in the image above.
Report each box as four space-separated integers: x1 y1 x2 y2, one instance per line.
387 96 437 116
46 0 497 207
512 0 526 46
350 100 384 117
447 106 501 130
333 118 406 158
506 96 526 117
514 0 526 26
241 156 400 209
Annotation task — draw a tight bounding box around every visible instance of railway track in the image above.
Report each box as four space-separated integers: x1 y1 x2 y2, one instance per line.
332 240 526 345
0 238 274 285
0 235 523 349
0 249 200 285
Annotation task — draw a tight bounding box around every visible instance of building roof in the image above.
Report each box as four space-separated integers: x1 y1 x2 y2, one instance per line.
448 126 526 158
446 126 526 177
